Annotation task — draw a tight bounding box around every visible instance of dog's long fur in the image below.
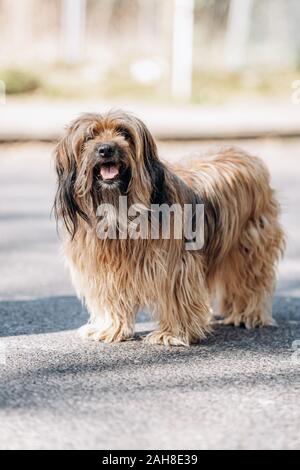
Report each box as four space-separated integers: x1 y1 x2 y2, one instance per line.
54 110 285 346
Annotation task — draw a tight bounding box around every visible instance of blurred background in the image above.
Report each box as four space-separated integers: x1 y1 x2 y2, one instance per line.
0 0 299 300
0 0 300 103
1 0 300 450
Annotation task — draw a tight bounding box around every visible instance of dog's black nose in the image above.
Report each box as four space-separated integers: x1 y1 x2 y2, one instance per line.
99 143 114 158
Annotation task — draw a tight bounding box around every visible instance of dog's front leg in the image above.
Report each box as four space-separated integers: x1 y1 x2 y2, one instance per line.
144 300 211 347
79 295 138 343
144 261 212 347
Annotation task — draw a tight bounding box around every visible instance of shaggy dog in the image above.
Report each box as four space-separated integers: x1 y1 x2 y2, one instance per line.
54 110 285 346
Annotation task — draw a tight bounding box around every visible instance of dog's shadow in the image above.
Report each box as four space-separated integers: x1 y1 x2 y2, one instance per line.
0 296 87 337
0 295 299 411
0 295 299 343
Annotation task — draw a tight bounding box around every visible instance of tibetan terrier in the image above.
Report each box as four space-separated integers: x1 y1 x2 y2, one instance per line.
54 110 285 346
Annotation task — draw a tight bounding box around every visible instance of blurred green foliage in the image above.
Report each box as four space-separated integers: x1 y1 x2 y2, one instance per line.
192 69 300 104
0 64 298 105
0 68 41 94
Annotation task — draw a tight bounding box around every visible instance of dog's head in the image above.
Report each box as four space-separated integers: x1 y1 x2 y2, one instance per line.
54 110 165 237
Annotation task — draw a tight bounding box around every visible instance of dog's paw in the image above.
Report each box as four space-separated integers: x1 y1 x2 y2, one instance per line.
78 322 133 343
217 314 277 329
144 330 189 347
78 322 103 341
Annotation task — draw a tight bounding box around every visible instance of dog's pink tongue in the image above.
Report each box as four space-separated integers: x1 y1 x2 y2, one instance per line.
100 164 119 180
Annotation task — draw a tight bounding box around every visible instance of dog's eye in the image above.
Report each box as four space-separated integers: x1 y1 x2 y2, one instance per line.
117 128 131 141
84 135 93 143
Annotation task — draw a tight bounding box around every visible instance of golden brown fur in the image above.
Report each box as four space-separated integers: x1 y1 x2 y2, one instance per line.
54 110 285 346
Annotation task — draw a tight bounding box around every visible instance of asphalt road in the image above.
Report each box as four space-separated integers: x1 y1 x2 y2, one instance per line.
0 140 299 450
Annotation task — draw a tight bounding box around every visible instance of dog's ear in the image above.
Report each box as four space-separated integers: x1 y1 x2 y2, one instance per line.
133 116 168 205
135 117 159 164
147 159 168 205
54 128 90 238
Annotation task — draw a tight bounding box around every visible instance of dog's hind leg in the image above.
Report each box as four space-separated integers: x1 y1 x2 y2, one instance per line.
217 211 285 329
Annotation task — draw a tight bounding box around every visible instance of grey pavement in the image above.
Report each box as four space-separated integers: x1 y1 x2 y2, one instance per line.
0 140 299 450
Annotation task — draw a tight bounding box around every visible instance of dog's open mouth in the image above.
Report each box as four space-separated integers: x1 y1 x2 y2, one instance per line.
99 163 120 181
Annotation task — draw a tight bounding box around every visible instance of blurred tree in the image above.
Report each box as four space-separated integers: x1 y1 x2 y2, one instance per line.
137 0 157 54
2 0 34 63
62 0 86 64
171 0 195 100
225 0 253 70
